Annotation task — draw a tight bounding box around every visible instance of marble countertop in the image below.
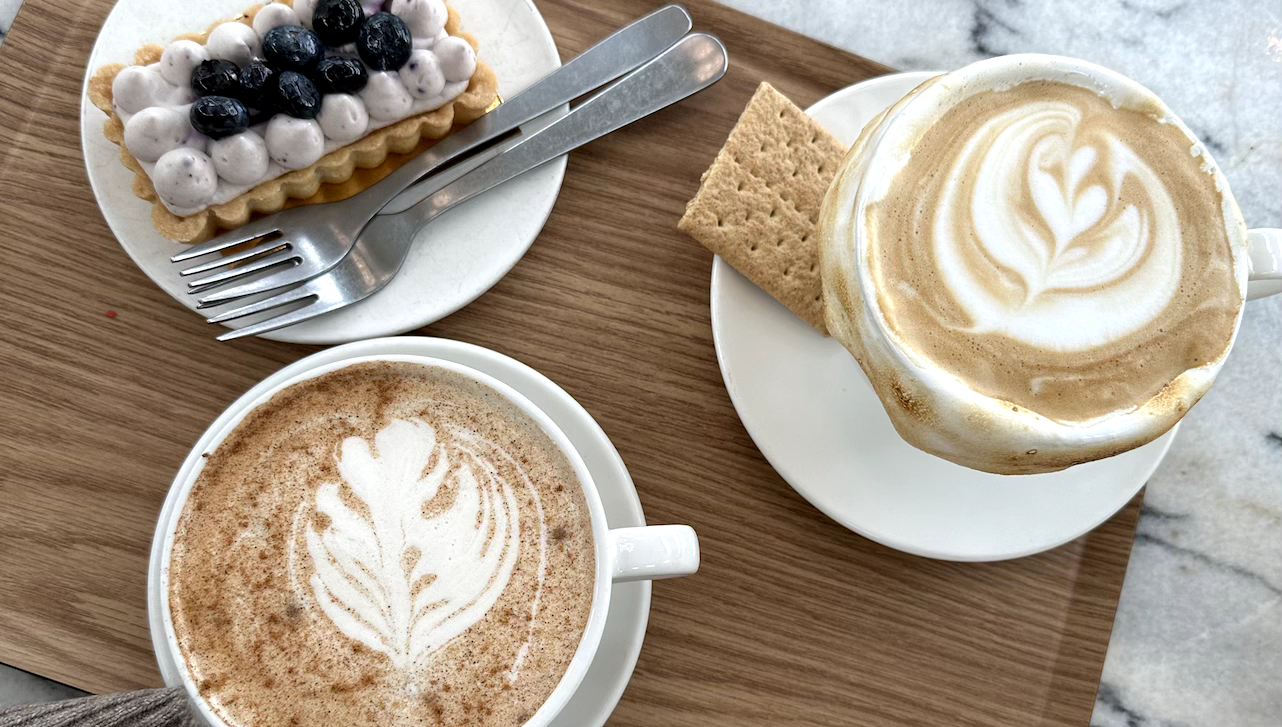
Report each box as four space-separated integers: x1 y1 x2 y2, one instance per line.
0 0 16 44
1 0 1277 725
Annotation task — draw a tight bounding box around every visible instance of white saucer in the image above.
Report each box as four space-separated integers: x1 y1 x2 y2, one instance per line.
81 0 566 345
147 337 650 726
709 72 1177 562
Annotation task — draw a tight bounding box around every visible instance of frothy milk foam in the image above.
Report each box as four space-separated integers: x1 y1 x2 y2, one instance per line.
168 362 596 727
932 88 1184 351
820 56 1247 474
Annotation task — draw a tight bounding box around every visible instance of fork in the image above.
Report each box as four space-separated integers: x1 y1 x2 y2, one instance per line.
205 32 728 341
172 5 693 298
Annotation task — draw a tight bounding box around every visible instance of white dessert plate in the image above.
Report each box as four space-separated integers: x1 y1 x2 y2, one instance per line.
81 0 566 344
148 336 651 726
710 72 1177 562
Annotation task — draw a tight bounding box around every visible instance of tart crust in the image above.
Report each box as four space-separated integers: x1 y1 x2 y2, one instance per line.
88 0 498 243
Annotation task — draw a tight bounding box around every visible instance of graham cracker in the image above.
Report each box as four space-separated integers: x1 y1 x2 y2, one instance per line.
678 82 846 334
87 0 497 244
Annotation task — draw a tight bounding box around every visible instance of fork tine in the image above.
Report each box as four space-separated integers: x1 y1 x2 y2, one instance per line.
171 219 285 262
178 239 290 277
185 249 299 290
204 285 316 324
194 257 329 307
216 295 348 341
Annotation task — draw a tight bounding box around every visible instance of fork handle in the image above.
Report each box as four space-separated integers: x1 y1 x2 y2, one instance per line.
363 5 692 217
394 33 727 229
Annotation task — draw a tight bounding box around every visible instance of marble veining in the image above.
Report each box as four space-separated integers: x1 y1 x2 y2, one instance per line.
0 0 17 43
0 0 1277 724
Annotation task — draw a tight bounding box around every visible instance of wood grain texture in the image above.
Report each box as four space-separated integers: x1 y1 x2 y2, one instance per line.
0 0 1140 724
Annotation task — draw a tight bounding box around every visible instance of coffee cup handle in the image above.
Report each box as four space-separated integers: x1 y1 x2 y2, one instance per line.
607 525 700 583
1247 228 1282 300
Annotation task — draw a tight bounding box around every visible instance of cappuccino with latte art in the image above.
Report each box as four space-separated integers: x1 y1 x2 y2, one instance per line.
820 56 1248 474
872 81 1239 422
168 362 596 727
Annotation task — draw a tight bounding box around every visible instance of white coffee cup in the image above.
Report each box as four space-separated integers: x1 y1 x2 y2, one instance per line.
820 54 1282 475
154 353 700 727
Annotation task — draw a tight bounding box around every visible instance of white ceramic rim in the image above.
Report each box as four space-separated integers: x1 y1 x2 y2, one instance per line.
707 71 1179 561
157 353 615 727
847 53 1250 449
78 0 568 344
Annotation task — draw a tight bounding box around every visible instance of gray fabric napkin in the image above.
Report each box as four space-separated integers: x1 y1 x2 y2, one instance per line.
0 688 198 727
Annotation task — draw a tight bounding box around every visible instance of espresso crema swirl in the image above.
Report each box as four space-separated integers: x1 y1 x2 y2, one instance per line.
867 81 1240 423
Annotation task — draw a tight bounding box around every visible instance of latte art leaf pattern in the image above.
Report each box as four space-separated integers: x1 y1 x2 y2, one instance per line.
861 81 1240 425
935 101 1181 351
296 418 531 669
170 363 595 727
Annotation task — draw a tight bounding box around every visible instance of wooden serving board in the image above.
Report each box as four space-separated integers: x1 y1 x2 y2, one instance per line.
0 0 1141 724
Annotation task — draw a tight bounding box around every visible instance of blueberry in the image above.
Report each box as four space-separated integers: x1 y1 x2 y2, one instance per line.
273 71 322 119
190 96 249 139
238 62 277 112
312 0 365 47
191 60 241 97
262 25 325 74
358 12 412 71
313 57 369 94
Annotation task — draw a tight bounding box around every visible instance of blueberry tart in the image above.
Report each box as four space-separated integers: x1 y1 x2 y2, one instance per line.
88 0 497 243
